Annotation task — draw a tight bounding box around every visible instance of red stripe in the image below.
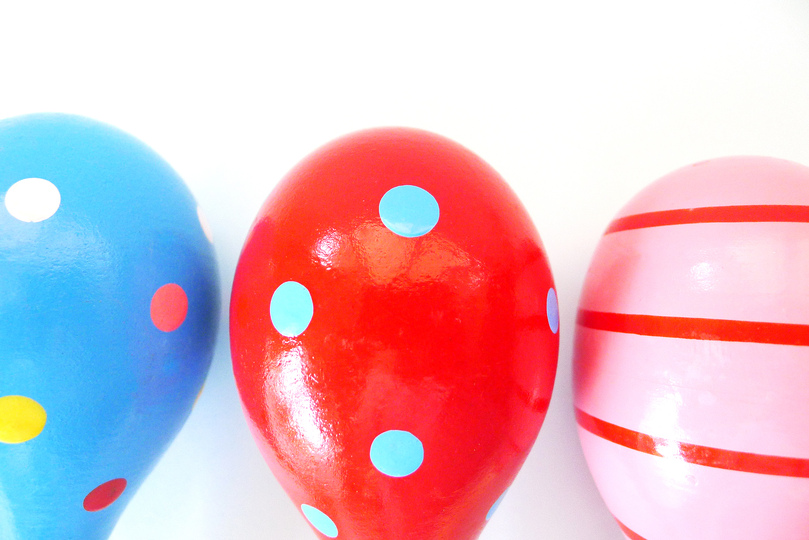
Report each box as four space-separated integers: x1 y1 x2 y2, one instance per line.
577 309 809 346
576 408 809 478
606 205 809 234
615 518 647 540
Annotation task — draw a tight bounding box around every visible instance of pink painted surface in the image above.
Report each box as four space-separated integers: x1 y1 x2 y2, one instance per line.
575 327 809 457
579 429 809 540
580 223 809 324
574 156 809 538
612 156 809 218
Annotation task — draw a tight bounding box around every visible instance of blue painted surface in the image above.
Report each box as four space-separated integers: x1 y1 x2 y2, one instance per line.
270 281 314 337
301 504 338 538
0 114 219 539
378 185 440 237
370 430 424 478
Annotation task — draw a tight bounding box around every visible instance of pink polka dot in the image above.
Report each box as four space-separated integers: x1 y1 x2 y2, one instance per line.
150 283 188 332
83 478 127 512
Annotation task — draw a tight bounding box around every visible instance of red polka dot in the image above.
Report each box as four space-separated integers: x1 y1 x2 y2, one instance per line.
150 283 188 332
83 478 127 512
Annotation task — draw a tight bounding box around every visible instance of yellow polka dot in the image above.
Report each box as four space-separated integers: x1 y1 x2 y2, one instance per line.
193 384 205 408
0 395 47 444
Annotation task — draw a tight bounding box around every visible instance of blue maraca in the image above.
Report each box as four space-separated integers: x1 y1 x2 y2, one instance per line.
0 114 219 539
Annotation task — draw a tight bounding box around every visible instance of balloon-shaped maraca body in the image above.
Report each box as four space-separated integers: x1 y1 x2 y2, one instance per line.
574 156 809 540
0 114 219 539
231 127 559 539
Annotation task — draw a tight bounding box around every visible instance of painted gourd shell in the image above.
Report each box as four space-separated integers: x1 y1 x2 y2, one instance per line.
574 156 809 540
0 114 219 539
230 127 559 539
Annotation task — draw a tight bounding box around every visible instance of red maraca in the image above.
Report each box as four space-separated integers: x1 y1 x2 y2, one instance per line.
230 128 558 539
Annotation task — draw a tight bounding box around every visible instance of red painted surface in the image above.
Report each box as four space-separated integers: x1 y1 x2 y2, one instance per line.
230 128 558 539
577 310 809 346
616 518 648 540
605 204 809 234
576 408 809 477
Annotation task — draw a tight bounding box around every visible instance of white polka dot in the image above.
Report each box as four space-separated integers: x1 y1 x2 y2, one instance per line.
197 206 214 243
5 178 61 223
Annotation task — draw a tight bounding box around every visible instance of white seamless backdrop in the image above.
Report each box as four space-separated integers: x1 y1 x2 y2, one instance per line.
1 1 808 538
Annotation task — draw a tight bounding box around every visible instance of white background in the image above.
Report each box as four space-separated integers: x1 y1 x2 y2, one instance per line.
2 1 808 538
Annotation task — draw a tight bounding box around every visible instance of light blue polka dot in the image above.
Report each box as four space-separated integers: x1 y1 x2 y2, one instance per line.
546 287 559 334
370 430 424 477
379 185 439 237
270 281 313 337
301 504 338 538
486 490 508 521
